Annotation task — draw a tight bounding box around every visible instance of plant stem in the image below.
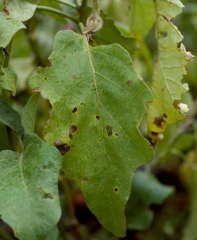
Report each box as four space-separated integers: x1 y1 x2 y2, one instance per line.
36 6 78 23
92 0 100 15
78 0 88 24
53 0 76 9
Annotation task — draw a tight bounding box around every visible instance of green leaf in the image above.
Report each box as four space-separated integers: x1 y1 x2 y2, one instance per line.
29 30 153 237
147 0 193 143
0 99 24 136
93 11 137 54
21 93 40 134
126 171 174 230
0 12 25 48
0 0 38 48
0 133 62 240
0 67 17 95
6 0 38 21
126 0 156 39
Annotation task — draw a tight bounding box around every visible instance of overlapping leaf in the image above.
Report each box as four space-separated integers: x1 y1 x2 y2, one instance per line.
0 134 62 240
147 0 193 143
29 30 153 237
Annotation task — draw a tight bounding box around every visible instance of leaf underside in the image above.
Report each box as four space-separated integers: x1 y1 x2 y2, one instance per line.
0 134 61 240
29 30 153 237
147 0 193 142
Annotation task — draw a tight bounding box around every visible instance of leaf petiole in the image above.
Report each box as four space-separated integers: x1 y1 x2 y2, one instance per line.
36 6 79 23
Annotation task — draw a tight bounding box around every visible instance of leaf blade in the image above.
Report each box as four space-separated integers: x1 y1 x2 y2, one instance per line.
21 93 40 134
29 30 153 237
0 99 24 136
0 134 62 240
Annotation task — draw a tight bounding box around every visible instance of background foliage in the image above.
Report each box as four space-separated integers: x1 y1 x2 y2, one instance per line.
0 0 197 239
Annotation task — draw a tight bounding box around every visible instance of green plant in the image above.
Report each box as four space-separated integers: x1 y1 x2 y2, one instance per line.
0 0 196 239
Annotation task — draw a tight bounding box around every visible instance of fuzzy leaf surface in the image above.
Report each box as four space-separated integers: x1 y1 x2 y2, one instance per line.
0 134 62 240
147 0 193 142
29 30 153 237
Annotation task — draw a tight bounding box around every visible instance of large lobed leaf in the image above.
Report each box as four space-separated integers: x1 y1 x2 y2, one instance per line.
29 30 153 237
0 134 62 240
147 0 193 143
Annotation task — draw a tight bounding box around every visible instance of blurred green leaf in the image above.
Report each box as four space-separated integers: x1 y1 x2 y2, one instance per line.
93 11 137 54
0 99 24 136
22 93 40 134
126 171 174 230
0 133 62 240
127 0 156 39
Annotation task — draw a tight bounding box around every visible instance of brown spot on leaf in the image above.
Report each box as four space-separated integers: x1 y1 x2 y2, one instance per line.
127 80 132 86
96 115 100 120
39 187 54 199
42 165 47 170
72 107 77 113
99 186 103 190
83 177 88 182
72 74 77 79
69 125 77 139
115 133 119 136
105 125 113 137
114 187 119 192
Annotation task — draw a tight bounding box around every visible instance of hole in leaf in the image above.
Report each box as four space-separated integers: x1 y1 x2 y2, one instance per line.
160 31 167 38
177 42 181 48
72 107 77 113
114 187 119 192
80 103 83 105
74 49 77 52
42 165 47 170
69 125 77 139
127 80 132 86
83 177 88 182
44 77 47 80
105 125 113 137
96 115 100 120
54 140 70 155
154 116 165 128
72 74 77 79
115 133 119 136
163 113 167 118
